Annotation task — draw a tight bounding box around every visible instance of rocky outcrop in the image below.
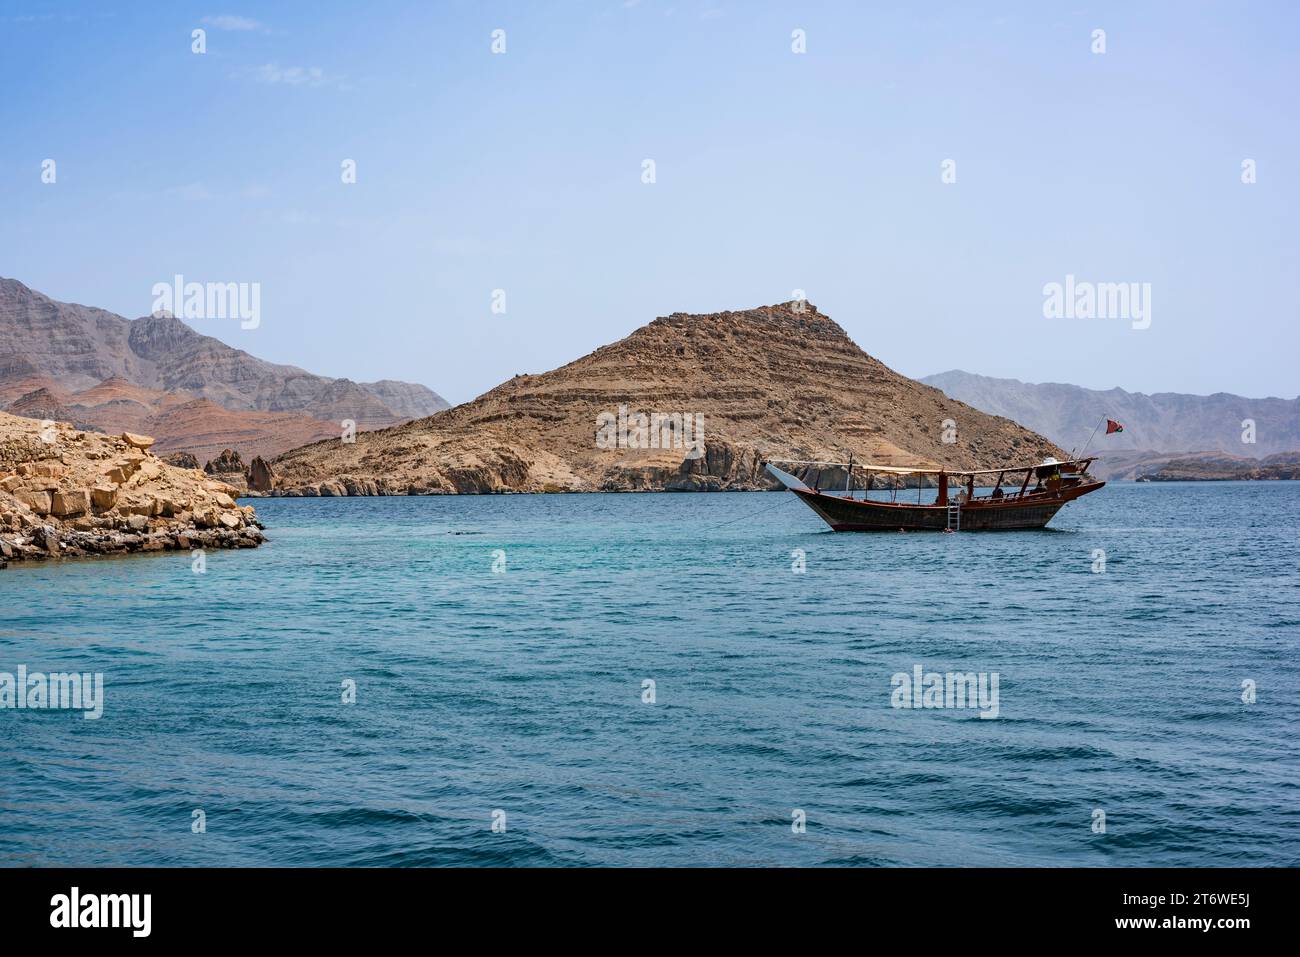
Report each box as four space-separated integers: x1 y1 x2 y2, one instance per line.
0 414 264 566
203 449 247 493
162 451 200 469
272 301 1065 495
247 456 275 492
205 449 244 474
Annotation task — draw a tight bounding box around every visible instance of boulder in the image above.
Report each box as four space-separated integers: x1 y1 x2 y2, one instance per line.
50 489 90 518
15 489 52 515
121 432 156 450
31 525 59 555
343 477 379 496
90 485 117 510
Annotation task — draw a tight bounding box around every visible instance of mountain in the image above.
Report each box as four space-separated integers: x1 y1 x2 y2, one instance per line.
1099 449 1300 482
920 370 1300 466
0 277 450 432
271 302 1064 495
0 277 450 460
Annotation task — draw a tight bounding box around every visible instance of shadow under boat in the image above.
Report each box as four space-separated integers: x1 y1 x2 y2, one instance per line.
764 457 1105 532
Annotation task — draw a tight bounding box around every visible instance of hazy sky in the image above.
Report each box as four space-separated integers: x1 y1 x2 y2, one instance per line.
2 1 1296 404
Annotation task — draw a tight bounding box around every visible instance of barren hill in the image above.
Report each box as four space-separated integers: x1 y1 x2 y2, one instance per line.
273 302 1063 494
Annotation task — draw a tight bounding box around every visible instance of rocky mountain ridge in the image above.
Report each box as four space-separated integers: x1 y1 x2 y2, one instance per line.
0 277 449 456
921 369 1300 462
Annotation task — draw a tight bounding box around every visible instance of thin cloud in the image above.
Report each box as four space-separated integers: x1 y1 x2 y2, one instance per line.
108 182 213 203
201 14 266 32
241 62 348 89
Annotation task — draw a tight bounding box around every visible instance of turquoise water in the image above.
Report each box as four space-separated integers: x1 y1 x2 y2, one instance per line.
1 482 1297 866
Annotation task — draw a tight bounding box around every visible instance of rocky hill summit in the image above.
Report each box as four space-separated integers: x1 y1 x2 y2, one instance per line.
0 411 263 565
272 302 1064 494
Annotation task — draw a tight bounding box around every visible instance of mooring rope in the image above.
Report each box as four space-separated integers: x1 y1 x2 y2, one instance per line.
704 493 800 530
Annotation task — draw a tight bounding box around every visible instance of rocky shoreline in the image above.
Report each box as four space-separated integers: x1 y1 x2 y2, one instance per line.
0 412 264 567
254 445 777 496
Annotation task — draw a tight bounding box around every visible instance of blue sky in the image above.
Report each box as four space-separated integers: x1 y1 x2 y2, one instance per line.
2 1 1296 403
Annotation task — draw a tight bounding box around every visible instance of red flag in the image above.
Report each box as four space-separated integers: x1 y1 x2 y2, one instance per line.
1105 419 1124 434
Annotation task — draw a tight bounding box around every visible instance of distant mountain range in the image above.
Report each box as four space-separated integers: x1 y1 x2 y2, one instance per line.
1114 450 1300 482
272 302 1064 494
921 370 1300 479
0 278 449 459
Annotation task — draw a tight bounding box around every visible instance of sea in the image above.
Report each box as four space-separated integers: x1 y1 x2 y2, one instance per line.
1 481 1297 866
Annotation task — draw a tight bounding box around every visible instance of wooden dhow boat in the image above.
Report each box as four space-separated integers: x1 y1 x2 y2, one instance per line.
765 457 1104 532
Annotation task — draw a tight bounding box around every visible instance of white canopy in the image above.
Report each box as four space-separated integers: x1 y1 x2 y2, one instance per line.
764 457 1090 477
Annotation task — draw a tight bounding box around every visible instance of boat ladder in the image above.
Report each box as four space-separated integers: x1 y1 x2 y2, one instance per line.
946 504 961 531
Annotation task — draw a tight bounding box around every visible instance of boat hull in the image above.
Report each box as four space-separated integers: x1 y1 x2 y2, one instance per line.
790 482 1104 532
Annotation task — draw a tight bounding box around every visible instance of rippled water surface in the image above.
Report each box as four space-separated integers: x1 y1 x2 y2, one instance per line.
2 482 1298 866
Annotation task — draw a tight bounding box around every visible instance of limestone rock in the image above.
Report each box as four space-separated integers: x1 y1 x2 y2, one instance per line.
121 432 156 450
91 485 117 510
16 489 52 515
51 489 89 518
0 411 264 565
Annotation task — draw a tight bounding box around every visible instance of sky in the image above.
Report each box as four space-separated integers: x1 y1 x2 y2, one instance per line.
1 0 1297 404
